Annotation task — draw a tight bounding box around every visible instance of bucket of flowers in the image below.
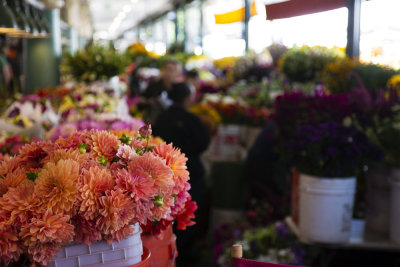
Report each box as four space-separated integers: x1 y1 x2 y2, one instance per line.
0 124 196 266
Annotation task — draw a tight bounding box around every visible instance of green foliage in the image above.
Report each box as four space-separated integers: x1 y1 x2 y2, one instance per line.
365 106 400 168
280 46 344 83
61 43 129 82
348 63 399 93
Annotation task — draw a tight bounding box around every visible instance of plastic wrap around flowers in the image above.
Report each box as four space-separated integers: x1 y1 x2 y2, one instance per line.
0 125 197 266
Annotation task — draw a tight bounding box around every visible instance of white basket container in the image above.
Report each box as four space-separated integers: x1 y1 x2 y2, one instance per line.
48 223 142 267
389 169 400 243
299 174 356 244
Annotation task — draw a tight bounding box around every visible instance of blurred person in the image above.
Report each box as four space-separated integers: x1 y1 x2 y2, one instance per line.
140 59 183 123
153 82 210 263
0 35 13 97
185 69 202 103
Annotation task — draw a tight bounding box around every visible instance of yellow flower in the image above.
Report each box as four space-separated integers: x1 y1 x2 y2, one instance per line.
388 74 400 89
58 96 75 113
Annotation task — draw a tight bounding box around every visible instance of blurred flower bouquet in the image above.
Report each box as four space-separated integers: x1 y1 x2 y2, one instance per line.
58 83 122 119
1 95 60 138
280 45 344 83
190 103 221 135
0 125 196 266
0 134 37 159
273 90 382 177
61 43 129 83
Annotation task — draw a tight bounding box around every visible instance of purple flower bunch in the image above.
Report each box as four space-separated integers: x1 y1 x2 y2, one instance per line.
287 121 382 177
273 90 383 177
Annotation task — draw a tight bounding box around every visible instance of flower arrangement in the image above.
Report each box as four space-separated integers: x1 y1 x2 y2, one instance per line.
189 103 221 135
1 95 60 133
322 57 357 94
273 90 382 177
0 125 196 266
58 83 121 118
280 45 344 83
204 95 269 127
61 43 129 82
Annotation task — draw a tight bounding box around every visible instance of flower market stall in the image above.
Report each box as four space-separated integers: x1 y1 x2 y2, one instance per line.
2 1 400 263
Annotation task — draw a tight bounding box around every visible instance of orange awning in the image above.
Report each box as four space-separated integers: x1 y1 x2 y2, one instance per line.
215 1 257 24
265 0 347 20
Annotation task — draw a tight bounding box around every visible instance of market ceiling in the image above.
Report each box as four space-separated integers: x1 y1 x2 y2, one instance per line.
88 0 172 39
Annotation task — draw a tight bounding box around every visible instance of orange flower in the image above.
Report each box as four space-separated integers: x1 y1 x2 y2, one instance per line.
20 212 74 245
74 215 102 245
78 166 115 220
115 168 156 201
18 141 58 170
89 131 121 160
0 180 35 224
153 143 189 193
0 157 21 177
104 224 135 244
96 189 136 235
44 148 89 165
56 131 89 150
0 222 22 265
128 152 174 194
0 169 26 197
27 242 61 266
20 212 74 265
150 193 174 222
34 159 79 215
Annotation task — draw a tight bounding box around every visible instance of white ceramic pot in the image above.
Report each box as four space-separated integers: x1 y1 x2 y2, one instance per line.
48 223 142 267
389 169 400 243
299 174 356 244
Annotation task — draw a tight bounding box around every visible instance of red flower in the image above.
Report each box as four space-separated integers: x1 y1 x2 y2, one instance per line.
176 198 197 230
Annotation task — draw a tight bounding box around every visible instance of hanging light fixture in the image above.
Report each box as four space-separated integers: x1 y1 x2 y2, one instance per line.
0 0 19 34
22 0 40 38
7 0 31 38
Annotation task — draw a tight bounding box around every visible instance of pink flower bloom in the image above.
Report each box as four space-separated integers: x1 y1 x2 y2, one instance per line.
128 152 174 194
115 169 156 201
153 143 189 193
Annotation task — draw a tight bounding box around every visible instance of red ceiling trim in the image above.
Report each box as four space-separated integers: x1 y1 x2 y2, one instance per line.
265 0 348 20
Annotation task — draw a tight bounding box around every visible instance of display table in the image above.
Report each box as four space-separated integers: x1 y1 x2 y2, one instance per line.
285 217 400 266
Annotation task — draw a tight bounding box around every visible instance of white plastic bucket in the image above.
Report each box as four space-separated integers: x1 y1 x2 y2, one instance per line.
210 125 242 161
389 169 400 243
49 223 142 267
299 174 356 244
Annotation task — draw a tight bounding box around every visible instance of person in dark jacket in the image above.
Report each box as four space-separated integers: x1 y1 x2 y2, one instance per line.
153 82 210 263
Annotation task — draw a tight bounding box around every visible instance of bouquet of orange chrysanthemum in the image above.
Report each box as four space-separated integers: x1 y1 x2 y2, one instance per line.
0 124 196 266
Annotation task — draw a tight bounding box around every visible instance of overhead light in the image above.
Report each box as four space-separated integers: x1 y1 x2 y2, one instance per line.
131 0 138 3
0 0 19 34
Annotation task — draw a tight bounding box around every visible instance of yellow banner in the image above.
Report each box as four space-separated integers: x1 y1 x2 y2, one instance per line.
214 1 257 24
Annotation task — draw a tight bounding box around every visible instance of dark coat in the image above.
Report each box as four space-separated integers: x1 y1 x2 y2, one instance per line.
153 105 210 203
